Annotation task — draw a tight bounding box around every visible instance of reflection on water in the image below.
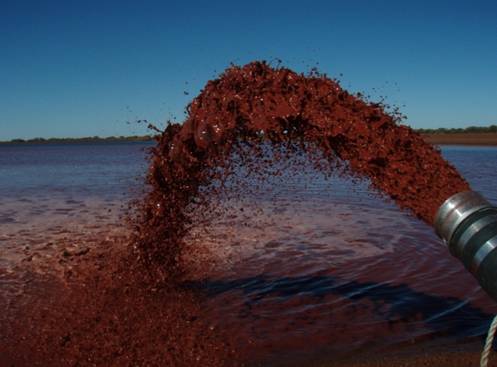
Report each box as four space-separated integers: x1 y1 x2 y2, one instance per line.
1 142 497 363
0 142 151 200
184 145 497 362
185 186 495 363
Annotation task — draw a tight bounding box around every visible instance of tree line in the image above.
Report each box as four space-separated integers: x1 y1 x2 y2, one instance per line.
417 125 497 134
2 125 497 144
2 135 155 144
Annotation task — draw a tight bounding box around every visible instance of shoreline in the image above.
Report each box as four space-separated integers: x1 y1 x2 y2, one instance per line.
422 133 497 146
1 133 496 146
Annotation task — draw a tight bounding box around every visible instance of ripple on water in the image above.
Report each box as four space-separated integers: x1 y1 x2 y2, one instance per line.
182 190 496 362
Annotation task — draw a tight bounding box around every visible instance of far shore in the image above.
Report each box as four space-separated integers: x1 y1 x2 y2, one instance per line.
1 132 497 146
422 132 497 146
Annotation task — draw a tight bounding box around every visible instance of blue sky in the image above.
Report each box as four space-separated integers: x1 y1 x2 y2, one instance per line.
1 0 496 140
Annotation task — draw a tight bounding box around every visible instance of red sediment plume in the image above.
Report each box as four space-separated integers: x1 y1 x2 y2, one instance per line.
135 61 469 276
2 61 471 366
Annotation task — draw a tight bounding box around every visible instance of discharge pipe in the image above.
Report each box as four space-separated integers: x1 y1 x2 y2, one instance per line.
435 191 497 301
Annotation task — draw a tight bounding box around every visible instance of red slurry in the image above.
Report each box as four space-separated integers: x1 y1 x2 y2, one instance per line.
2 61 471 366
137 61 469 274
1 239 237 367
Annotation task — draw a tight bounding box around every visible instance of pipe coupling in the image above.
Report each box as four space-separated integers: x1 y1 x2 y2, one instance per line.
435 191 497 301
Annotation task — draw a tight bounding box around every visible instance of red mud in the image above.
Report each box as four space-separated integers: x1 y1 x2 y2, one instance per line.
1 61 471 366
137 61 468 274
1 238 238 367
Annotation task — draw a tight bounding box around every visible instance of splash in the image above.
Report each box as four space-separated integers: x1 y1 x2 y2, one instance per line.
135 61 469 276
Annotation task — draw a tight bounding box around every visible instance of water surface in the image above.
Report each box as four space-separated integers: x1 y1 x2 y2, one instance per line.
1 142 497 365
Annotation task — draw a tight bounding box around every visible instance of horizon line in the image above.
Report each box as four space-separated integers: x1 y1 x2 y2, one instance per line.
1 124 497 145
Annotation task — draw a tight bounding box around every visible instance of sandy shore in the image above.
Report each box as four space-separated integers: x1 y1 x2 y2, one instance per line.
422 133 497 146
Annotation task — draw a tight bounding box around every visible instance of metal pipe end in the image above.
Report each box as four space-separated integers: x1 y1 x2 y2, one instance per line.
434 191 492 244
434 191 497 302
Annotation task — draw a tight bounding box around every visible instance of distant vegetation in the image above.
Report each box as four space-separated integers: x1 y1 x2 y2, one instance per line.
0 135 155 144
417 125 497 134
1 125 496 144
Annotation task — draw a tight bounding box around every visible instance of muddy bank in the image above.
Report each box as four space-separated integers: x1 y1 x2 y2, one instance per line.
0 235 236 367
309 340 489 367
422 132 497 146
